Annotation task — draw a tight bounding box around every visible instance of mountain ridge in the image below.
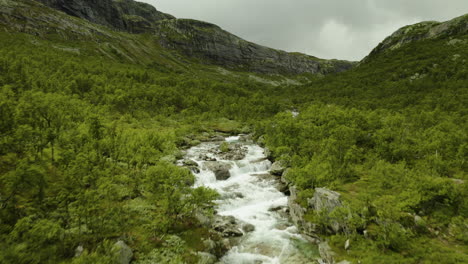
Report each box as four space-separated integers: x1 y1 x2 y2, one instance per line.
24 0 355 75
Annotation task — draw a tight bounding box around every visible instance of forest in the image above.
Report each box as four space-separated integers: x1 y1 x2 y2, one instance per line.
0 9 467 264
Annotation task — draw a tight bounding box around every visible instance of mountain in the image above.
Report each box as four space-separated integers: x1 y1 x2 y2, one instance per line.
36 0 175 33
364 14 468 62
5 0 354 75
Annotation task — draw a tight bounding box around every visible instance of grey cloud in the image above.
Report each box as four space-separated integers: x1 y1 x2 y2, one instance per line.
142 0 468 61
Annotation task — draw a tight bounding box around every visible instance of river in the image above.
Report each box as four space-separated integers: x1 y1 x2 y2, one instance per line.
183 136 315 264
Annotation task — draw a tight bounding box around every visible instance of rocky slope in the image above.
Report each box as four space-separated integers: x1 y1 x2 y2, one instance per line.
364 14 468 61
28 0 354 75
155 19 354 74
36 0 174 33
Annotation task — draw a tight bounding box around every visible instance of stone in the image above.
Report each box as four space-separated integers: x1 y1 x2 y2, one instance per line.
200 154 217 161
218 143 248 160
195 211 212 227
203 161 232 180
280 169 291 185
308 188 343 233
203 238 217 254
270 161 286 176
212 215 243 237
112 240 133 264
238 134 252 142
308 188 342 213
210 135 226 142
318 242 335 264
242 223 255 233
197 252 217 264
183 159 198 167
74 245 84 257
188 166 200 174
344 239 350 250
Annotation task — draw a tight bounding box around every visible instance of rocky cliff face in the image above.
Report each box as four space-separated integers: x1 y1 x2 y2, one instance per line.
36 0 174 33
364 14 468 61
32 0 355 75
154 19 354 75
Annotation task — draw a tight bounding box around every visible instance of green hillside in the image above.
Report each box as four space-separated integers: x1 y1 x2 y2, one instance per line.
258 16 468 263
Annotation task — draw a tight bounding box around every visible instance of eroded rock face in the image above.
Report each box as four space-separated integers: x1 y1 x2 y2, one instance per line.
36 0 174 33
29 0 355 75
155 19 355 75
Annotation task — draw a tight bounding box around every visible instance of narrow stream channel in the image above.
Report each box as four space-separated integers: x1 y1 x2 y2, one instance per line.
184 136 314 264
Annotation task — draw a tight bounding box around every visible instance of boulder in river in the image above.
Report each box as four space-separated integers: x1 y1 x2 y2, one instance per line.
270 160 286 176
212 215 244 237
203 161 232 180
242 223 255 233
218 143 248 160
183 159 198 167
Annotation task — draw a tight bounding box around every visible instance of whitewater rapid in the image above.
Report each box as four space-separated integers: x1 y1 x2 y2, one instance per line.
184 136 313 264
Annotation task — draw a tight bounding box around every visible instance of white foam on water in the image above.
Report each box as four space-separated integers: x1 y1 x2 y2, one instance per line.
184 138 312 264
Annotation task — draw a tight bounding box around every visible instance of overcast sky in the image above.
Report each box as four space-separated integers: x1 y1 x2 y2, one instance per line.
141 0 468 61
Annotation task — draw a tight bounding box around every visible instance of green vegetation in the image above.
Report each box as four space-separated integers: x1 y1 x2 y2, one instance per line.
0 30 290 263
257 35 468 263
0 1 467 263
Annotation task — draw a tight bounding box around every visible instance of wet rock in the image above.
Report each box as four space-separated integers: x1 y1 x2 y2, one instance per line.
242 223 255 233
270 161 286 176
204 161 232 180
254 173 275 181
264 147 272 159
188 166 200 174
239 134 252 142
200 154 217 161
212 216 243 237
221 192 244 200
112 240 133 264
251 157 268 163
268 205 286 212
210 135 226 142
197 252 217 264
183 159 198 167
219 143 248 160
276 181 289 194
